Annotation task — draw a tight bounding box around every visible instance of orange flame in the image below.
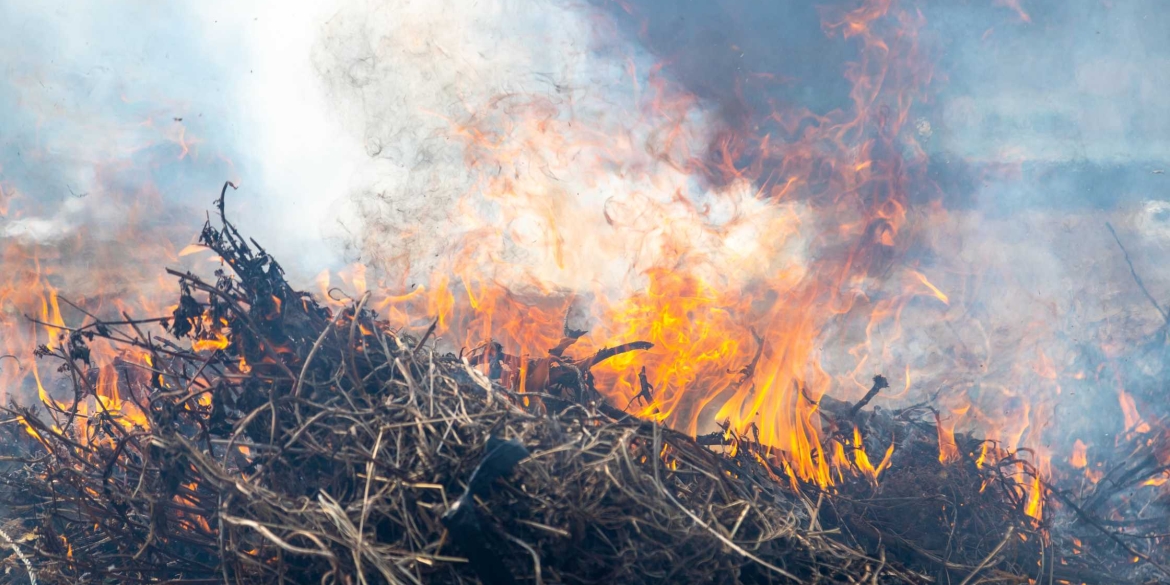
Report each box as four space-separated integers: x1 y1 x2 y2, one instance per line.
307 0 1066 495
936 410 962 464
1070 439 1088 469
1118 390 1151 435
0 0 1102 520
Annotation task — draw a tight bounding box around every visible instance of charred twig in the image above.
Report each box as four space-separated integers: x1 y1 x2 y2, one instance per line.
1048 484 1170 579
1107 222 1170 324
730 329 765 390
956 526 1013 585
624 366 656 412
848 375 890 418
575 341 653 370
415 317 440 352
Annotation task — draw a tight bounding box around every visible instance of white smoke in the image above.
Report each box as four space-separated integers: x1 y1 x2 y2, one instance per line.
0 0 360 272
311 0 809 296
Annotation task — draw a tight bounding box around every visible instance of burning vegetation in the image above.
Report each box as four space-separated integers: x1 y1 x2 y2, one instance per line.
0 188 1162 584
0 0 1168 583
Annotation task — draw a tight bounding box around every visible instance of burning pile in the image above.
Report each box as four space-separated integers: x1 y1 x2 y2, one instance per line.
0 188 1161 585
1 1 1169 583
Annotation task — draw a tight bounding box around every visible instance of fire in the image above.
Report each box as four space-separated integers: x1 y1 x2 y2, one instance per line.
1117 390 1151 435
1070 439 1088 469
1141 474 1168 488
936 409 963 464
287 0 1093 508
875 441 895 478
192 333 231 352
852 427 877 477
18 416 43 443
0 135 220 437
910 270 950 305
848 425 895 484
310 0 946 491
6 1 1166 549
1023 469 1044 521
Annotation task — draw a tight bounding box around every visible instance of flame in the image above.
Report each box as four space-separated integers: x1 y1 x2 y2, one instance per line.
178 244 211 257
1117 390 1151 434
18 416 44 443
1070 439 1088 469
910 270 950 305
1140 474 1168 488
192 334 231 352
852 426 877 478
346 0 944 490
5 0 1158 531
1023 471 1044 521
936 409 963 464
875 441 895 478
0 122 220 437
300 0 1087 505
974 442 990 469
849 425 893 483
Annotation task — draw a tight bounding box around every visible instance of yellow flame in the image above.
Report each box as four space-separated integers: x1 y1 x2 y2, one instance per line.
192 334 230 352
910 270 949 305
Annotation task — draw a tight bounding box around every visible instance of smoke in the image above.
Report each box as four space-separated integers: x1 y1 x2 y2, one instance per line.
4 0 1167 460
599 0 1170 168
569 0 1170 453
312 0 810 296
0 0 359 274
930 0 1170 165
896 0 1170 453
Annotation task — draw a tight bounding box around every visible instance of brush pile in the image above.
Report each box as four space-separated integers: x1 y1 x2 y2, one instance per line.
0 185 1162 584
